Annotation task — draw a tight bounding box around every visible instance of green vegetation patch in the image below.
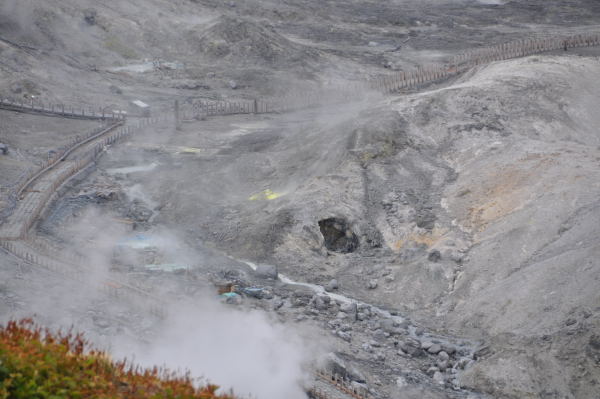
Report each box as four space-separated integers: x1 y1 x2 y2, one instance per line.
0 319 235 399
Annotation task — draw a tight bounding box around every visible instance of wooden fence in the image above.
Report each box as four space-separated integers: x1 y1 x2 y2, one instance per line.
368 32 600 94
0 97 125 121
311 370 373 399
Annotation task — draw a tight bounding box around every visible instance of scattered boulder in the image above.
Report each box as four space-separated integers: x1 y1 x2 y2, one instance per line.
0 143 8 155
228 80 238 89
400 338 423 357
272 299 284 310
291 290 312 307
254 264 278 279
372 329 387 342
428 250 441 262
456 357 472 370
367 279 378 290
336 312 348 320
441 344 457 355
109 85 123 95
340 302 357 314
380 319 403 335
421 341 434 350
324 353 347 376
325 279 339 291
427 344 443 354
436 359 449 371
311 295 329 310
242 287 269 299
432 371 445 385
83 8 98 25
127 202 153 222
337 331 352 342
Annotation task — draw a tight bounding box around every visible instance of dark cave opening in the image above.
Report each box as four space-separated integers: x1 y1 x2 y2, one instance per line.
318 217 359 253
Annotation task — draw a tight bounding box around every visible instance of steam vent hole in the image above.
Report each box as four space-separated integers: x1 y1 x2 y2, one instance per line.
318 218 359 253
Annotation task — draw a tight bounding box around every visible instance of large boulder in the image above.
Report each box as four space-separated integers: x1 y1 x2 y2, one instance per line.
254 264 278 280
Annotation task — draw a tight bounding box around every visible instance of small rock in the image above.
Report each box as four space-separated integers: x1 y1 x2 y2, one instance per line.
347 365 367 383
261 289 274 300
325 279 339 291
372 329 387 342
428 250 441 262
362 343 374 353
565 318 577 326
456 357 472 369
441 345 457 355
109 85 123 95
437 359 449 371
228 80 238 89
255 264 278 279
337 331 352 342
438 351 450 361
83 8 98 25
324 353 347 376
400 338 422 357
0 143 8 155
368 41 379 47
414 327 425 336
367 279 378 290
272 299 284 310
328 319 342 329
340 302 358 314
421 341 434 350
357 312 367 321
432 371 445 385
428 344 443 354
312 296 328 310
380 319 403 335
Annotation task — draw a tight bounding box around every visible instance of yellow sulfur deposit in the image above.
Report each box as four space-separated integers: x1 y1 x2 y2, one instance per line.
248 189 284 201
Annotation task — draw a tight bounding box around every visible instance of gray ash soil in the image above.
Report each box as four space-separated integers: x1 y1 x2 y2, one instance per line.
1 1 600 398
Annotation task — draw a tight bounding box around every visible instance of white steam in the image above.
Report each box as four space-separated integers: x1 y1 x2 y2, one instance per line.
0 0 34 32
116 300 316 399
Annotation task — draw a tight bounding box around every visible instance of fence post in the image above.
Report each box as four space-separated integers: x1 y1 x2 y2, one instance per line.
174 99 181 131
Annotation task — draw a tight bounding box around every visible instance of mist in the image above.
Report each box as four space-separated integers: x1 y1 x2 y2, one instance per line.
0 0 34 32
115 300 317 399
